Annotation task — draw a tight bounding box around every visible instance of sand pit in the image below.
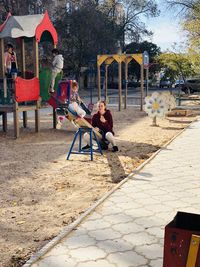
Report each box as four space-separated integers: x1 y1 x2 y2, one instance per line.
0 106 197 267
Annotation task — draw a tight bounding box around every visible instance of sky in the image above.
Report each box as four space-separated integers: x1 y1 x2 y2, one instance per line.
143 1 187 51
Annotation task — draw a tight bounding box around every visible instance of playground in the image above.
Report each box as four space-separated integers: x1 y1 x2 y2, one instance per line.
0 106 196 267
1 9 200 267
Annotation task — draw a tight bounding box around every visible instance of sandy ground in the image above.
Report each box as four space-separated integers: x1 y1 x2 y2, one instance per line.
0 106 197 267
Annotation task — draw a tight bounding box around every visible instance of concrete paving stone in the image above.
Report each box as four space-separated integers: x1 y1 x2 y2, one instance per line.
115 201 144 210
102 213 134 224
152 194 179 202
127 192 152 200
149 258 164 267
135 243 163 260
134 217 163 228
68 227 90 238
108 195 134 204
102 200 117 208
97 238 134 253
112 221 145 235
134 198 161 206
155 211 177 222
130 184 157 191
145 204 174 213
124 208 154 218
62 234 96 249
88 212 103 220
123 232 158 246
32 254 77 267
185 188 200 195
76 259 116 267
107 250 147 267
81 219 111 231
162 200 189 209
68 246 106 261
97 206 124 216
146 226 165 239
88 228 122 241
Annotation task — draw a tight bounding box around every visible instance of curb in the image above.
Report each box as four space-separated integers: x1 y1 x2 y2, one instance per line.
23 118 198 267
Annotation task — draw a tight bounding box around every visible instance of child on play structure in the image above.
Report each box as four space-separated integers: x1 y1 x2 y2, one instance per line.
49 48 64 93
4 43 18 79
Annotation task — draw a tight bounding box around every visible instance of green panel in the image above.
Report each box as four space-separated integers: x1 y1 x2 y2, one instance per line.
0 82 14 105
39 67 63 102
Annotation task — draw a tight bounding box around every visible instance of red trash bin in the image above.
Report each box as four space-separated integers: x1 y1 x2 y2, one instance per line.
163 211 200 267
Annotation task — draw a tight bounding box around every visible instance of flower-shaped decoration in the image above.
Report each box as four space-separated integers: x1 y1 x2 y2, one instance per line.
162 91 176 111
144 92 168 118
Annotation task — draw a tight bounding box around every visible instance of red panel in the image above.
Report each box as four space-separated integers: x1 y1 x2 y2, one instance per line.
0 12 11 32
15 77 40 102
35 11 58 45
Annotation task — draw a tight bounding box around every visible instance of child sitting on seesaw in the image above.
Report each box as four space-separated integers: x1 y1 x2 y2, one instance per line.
68 80 86 118
56 80 86 129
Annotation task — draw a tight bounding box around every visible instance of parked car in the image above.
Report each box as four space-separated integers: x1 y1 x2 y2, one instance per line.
181 78 200 94
174 80 184 88
159 79 172 88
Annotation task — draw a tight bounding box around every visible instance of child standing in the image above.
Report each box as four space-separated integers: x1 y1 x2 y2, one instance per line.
49 49 64 93
4 43 18 79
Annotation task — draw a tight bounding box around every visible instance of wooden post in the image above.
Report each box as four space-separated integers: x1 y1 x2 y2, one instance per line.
105 64 108 102
21 38 28 128
2 112 7 132
21 38 26 78
124 60 128 109
97 65 101 100
140 64 144 111
33 38 40 133
33 38 39 78
23 111 27 128
53 108 57 129
0 39 5 77
35 100 40 132
145 67 149 97
14 101 19 138
118 61 122 111
0 39 7 98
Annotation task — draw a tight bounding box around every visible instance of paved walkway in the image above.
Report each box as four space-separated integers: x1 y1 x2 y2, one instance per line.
28 120 200 267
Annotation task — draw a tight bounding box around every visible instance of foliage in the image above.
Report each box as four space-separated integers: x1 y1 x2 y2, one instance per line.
125 41 161 81
157 51 195 81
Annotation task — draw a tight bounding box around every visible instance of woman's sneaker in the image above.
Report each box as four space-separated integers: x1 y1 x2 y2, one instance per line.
112 146 119 152
82 145 91 150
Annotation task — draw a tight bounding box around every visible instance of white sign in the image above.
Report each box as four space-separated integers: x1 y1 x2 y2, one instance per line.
143 51 149 68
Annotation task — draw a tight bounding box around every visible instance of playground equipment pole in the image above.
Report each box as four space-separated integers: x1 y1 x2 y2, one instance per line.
33 38 40 132
124 60 128 109
146 67 149 97
97 65 101 100
21 37 28 128
105 64 108 103
118 61 122 111
140 63 144 111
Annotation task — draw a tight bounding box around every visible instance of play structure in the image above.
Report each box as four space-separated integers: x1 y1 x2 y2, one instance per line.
97 52 149 111
0 11 58 137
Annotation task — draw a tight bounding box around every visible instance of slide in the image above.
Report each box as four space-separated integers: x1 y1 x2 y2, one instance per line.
39 67 63 101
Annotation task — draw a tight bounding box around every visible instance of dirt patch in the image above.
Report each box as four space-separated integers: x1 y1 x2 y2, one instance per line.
0 106 197 267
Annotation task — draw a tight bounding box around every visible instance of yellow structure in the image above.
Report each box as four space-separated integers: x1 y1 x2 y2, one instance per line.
186 234 200 267
97 54 144 111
